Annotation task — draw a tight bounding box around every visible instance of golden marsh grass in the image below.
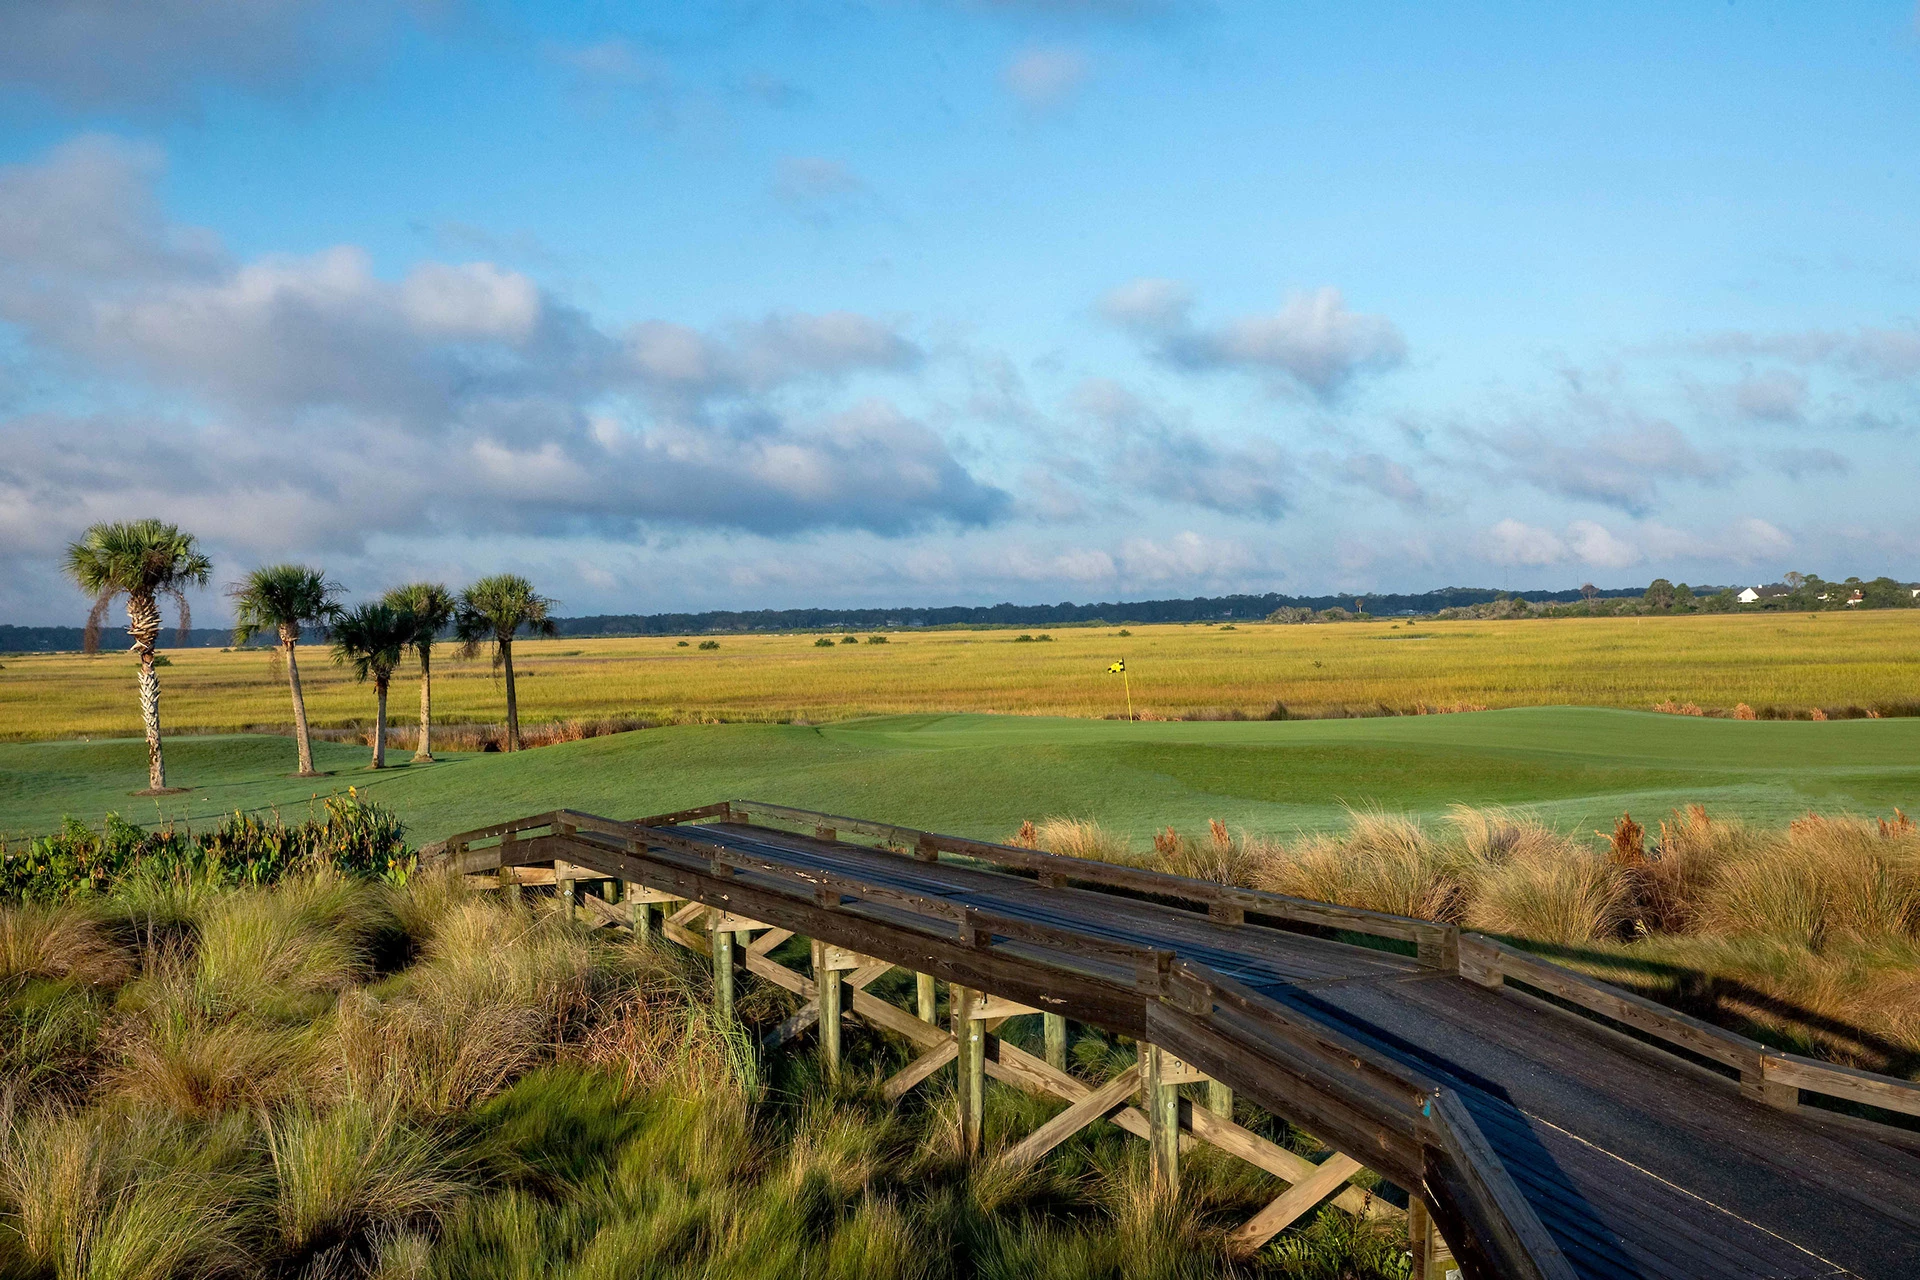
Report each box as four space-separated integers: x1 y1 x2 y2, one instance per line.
3 609 1918 741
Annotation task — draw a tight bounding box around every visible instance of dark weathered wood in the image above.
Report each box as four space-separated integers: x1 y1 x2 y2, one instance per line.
1424 1090 1579 1280
733 799 1456 959
1764 1051 1920 1118
1461 935 1762 1074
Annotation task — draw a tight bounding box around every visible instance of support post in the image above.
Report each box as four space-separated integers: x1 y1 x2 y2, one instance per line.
916 971 937 1024
711 920 735 1024
497 864 520 906
629 886 653 940
1207 1078 1233 1119
953 985 985 1155
1144 1042 1179 1196
1043 1012 1068 1070
812 939 844 1076
555 861 577 921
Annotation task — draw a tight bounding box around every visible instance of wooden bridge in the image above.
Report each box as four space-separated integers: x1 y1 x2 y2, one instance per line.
430 802 1920 1280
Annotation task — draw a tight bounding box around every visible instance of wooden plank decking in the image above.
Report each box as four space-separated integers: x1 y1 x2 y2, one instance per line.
436 805 1920 1280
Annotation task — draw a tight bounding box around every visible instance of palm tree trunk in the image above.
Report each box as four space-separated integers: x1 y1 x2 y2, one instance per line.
283 629 317 776
502 638 520 751
128 592 167 792
372 676 389 769
414 648 433 761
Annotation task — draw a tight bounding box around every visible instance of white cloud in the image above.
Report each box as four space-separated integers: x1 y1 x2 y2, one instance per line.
1484 519 1567 568
1106 281 1406 398
1463 417 1732 514
1333 452 1428 509
1099 276 1192 328
1004 46 1090 108
0 135 1008 594
1731 370 1808 422
1564 519 1639 569
0 0 425 111
1073 378 1293 517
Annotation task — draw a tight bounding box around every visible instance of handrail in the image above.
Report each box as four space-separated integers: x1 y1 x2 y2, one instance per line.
433 804 1920 1126
446 806 1582 1278
1460 933 1920 1119
1165 956 1574 1280
729 800 1459 967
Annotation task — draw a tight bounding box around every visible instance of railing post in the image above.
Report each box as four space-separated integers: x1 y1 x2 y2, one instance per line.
555 860 577 921
953 984 985 1154
711 916 735 1024
916 972 937 1024
1044 1012 1068 1070
1206 1079 1233 1119
1144 1042 1179 1195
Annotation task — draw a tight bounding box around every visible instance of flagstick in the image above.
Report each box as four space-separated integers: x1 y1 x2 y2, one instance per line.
1124 669 1133 721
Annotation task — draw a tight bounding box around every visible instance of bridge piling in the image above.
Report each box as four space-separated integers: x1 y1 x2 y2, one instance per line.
711 919 735 1023
953 984 986 1153
1044 1012 1068 1070
1144 1043 1181 1195
916 972 937 1023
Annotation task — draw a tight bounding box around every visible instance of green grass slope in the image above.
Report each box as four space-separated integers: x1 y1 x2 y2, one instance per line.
6 708 1918 844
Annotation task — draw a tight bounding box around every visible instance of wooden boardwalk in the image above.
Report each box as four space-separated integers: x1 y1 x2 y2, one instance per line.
434 802 1920 1280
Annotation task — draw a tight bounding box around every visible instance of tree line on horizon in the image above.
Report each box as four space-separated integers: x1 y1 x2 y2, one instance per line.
63 519 557 794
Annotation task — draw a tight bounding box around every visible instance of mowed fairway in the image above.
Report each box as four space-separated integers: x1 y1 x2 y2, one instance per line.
4 709 1917 845
4 609 1920 741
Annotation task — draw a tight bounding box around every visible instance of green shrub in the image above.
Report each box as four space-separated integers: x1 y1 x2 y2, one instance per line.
0 791 412 902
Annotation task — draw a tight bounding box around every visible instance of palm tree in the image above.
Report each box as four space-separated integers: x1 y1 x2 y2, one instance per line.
63 520 212 794
230 565 340 777
455 574 557 752
330 603 415 769
382 582 457 762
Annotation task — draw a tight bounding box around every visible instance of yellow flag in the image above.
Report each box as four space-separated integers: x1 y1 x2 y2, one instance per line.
1108 660 1125 673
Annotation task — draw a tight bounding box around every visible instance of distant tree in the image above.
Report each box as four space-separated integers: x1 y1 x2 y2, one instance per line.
455 574 557 752
330 603 414 768
230 565 341 777
383 582 457 762
1862 576 1916 609
1672 583 1696 611
1707 588 1738 612
1783 571 1807 590
1644 578 1676 609
1580 582 1598 603
62 520 212 793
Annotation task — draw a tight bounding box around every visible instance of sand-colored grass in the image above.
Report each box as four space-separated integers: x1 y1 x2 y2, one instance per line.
5 609 1919 741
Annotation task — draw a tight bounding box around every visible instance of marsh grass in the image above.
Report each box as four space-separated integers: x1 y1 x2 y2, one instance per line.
12 611 1920 740
1078 803 1920 1076
8 866 1383 1279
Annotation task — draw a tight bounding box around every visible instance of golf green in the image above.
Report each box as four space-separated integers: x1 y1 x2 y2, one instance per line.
4 708 1917 846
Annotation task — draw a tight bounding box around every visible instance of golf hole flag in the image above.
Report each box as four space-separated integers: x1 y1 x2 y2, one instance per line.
1108 659 1132 720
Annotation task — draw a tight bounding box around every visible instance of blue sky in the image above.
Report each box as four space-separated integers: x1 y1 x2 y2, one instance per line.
3 1 1918 623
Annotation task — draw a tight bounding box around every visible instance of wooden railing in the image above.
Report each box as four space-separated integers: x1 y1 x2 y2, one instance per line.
431 804 1576 1280
435 804 1920 1127
728 800 1461 969
1460 934 1920 1120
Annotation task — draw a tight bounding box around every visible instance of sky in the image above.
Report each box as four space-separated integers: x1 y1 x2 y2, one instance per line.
2 1 1918 625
